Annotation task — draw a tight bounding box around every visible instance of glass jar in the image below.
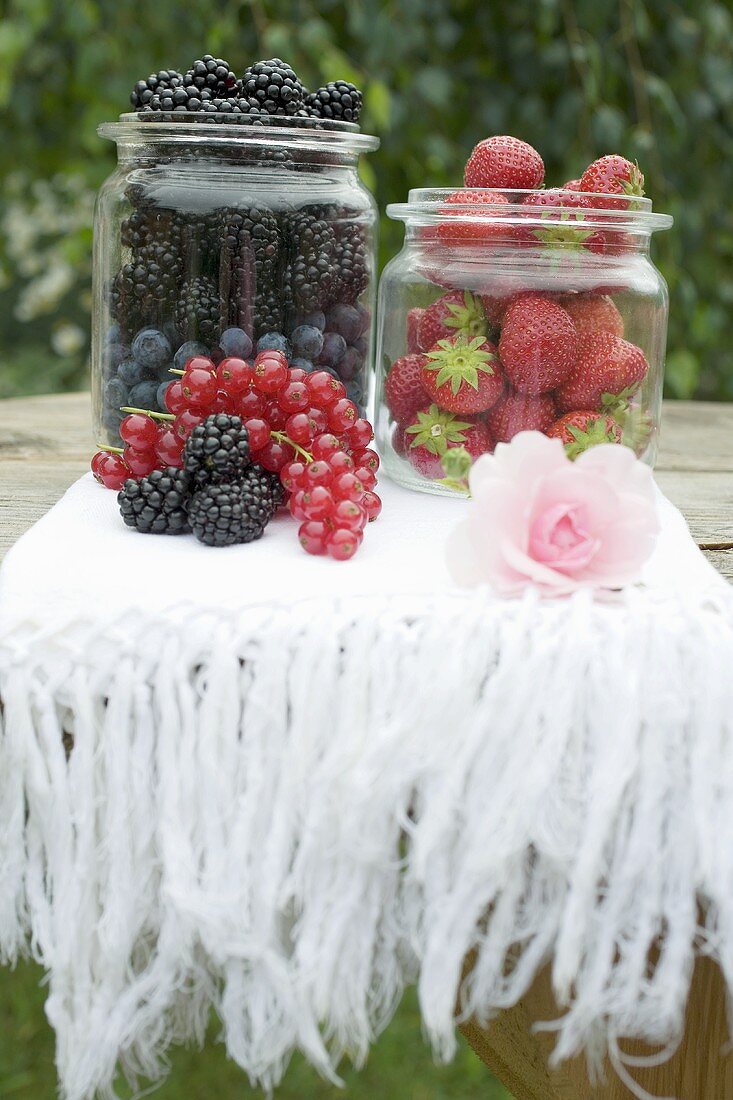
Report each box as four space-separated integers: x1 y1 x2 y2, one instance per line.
92 115 379 444
375 188 673 496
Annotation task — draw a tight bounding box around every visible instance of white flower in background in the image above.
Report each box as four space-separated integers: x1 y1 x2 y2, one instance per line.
51 323 86 357
15 262 75 321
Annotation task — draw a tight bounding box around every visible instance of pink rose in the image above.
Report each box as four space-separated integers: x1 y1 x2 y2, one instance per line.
447 431 659 596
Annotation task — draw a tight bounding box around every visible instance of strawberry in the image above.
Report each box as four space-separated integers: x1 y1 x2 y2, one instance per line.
547 411 623 459
555 332 649 413
481 294 512 326
405 404 493 478
515 189 604 251
579 154 645 210
406 307 426 353
561 293 624 338
384 353 429 424
421 334 503 414
564 178 583 190
464 136 545 190
437 188 511 244
416 289 488 350
486 388 556 443
498 295 578 394
392 423 408 455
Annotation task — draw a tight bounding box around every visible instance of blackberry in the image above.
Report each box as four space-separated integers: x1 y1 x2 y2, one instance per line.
130 69 183 110
189 467 274 546
175 276 222 344
253 282 283 338
183 413 251 487
221 205 280 285
183 55 238 97
305 81 363 124
241 58 305 115
111 239 181 336
147 85 214 113
283 210 337 313
118 467 191 535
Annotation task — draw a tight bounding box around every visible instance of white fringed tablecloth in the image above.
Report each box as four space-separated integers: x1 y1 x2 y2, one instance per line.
1 474 733 1100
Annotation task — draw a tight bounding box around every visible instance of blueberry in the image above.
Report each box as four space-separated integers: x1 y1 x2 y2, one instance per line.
129 380 161 411
325 304 362 344
356 302 371 336
346 379 365 405
131 328 172 371
103 408 125 434
297 310 326 332
318 332 347 368
104 377 129 410
291 324 324 361
163 320 183 351
257 332 292 357
104 323 121 347
291 357 315 372
174 340 209 372
157 380 172 411
117 359 146 387
352 336 368 357
104 342 129 370
336 346 364 382
219 327 253 359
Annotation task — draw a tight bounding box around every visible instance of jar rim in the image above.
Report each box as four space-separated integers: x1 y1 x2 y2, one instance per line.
388 187 673 231
99 113 380 154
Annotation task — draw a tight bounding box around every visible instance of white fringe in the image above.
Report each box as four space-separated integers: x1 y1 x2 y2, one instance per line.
2 586 733 1100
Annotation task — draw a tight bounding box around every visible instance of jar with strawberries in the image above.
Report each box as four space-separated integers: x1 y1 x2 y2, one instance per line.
375 136 673 496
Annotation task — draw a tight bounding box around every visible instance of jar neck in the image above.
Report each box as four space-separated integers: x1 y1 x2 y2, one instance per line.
403 222 653 257
115 142 362 174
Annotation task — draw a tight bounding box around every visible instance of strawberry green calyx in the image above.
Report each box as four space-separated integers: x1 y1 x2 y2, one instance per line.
531 212 597 251
564 417 621 460
439 445 473 493
424 335 497 395
443 290 488 339
600 385 638 417
405 404 472 456
620 162 645 197
616 403 653 453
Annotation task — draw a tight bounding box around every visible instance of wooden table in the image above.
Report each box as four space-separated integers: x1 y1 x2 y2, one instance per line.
2 392 733 1100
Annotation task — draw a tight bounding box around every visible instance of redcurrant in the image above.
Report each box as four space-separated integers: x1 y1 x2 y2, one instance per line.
124 446 159 477
327 527 362 561
306 370 346 408
332 472 364 503
182 367 218 408
243 417 271 452
346 419 374 451
264 400 288 431
333 499 367 532
281 460 308 492
279 381 309 414
253 353 288 394
163 380 187 415
257 439 294 472
289 490 308 521
216 357 253 395
93 452 130 490
362 490 383 522
312 433 343 461
328 398 358 434
174 410 205 439
354 465 377 491
186 355 216 373
288 367 308 384
352 447 380 473
285 412 316 447
299 520 329 556
120 413 158 450
328 451 355 474
306 460 334 488
239 390 266 418
155 428 184 466
302 485 335 521
308 407 329 434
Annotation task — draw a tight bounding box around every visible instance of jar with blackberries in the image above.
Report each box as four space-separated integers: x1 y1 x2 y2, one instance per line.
93 85 379 445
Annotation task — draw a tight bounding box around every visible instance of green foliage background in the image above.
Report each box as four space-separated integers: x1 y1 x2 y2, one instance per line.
1 0 732 401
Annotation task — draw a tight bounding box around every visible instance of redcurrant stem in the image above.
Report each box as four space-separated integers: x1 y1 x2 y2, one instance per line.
120 406 175 421
95 443 125 455
270 431 313 464
169 368 185 376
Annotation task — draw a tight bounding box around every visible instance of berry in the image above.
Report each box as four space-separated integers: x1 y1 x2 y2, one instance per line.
216 357 253 395
564 178 583 190
182 366 218 408
306 460 334 488
302 485 335 521
289 364 311 380
331 472 364 502
175 277 221 344
131 328 172 371
404 405 493 478
346 419 374 450
285 412 315 446
547 411 623 459
317 331 346 369
353 465 376 490
281 460 308 492
239 390 266 418
93 452 130 490
333 499 367 532
307 370 346 408
130 70 183 110
305 80 363 123
189 470 273 547
257 438 294 472
353 447 379 473
256 332 291 357
327 527 361 561
329 450 355 473
290 491 308 520
124 446 159 477
253 352 288 394
515 190 602 250
120 412 158 450
174 409 205 439
291 324 325 360
407 308 426 353
498 295 578 394
324 304 362 344
279 381 309 413
362 490 382 521
219 327 253 359
128 380 161 412
183 413 251 486
328 398 358 433
312 433 342 460
299 520 330 555
464 136 544 190
118 467 190 534
174 340 209 371
437 189 511 244
264 400 288 431
156 428 185 466
561 294 624 338
486 389 557 443
183 55 237 97
241 58 305 115
555 332 649 414
579 155 645 209
308 407 330 434
243 417 271 452
417 290 488 350
384 353 429 425
421 335 503 414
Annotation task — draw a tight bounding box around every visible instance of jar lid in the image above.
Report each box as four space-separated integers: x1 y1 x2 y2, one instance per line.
99 113 380 155
388 188 673 234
